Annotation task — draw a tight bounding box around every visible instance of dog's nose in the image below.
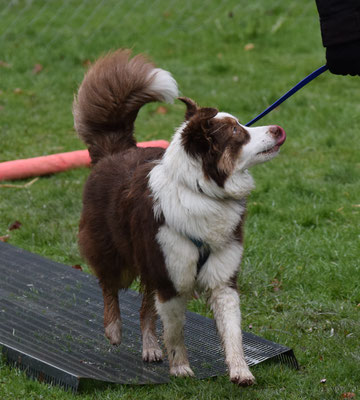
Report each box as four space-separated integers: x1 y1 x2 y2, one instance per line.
269 125 286 146
269 125 282 138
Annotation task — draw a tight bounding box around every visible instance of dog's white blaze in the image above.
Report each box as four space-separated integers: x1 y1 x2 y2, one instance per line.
148 68 179 103
197 242 243 290
209 286 254 383
214 112 241 125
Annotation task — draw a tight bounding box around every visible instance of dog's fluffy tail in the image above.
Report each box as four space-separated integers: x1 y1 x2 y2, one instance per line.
73 49 178 164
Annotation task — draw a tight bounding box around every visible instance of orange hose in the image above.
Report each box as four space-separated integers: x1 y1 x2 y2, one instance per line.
0 140 169 181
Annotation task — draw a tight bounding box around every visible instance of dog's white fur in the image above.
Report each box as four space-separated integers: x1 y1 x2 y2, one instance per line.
148 68 179 103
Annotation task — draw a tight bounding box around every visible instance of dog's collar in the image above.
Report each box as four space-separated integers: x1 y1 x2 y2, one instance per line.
189 237 210 275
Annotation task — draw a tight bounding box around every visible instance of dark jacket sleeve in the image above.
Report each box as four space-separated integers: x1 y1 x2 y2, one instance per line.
315 0 360 46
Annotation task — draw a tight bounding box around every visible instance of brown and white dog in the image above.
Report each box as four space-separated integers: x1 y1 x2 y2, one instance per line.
73 49 286 386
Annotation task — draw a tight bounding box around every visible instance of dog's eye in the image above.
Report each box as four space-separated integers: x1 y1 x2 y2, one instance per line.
232 126 237 134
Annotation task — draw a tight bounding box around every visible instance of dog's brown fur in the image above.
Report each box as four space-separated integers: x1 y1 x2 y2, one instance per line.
78 148 179 344
74 50 180 349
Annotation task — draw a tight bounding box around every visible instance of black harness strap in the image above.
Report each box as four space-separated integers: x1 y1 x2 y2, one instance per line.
189 237 211 275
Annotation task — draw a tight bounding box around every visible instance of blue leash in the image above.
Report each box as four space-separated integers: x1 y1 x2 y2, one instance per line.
245 65 328 127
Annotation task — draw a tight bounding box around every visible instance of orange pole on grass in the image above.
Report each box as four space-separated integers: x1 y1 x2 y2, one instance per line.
0 140 169 181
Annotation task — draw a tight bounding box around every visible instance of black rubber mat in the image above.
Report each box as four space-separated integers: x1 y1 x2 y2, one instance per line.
0 242 298 391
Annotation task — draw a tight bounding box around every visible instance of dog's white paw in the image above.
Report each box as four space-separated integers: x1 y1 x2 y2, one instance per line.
170 364 195 377
105 319 122 346
230 367 255 387
142 347 163 363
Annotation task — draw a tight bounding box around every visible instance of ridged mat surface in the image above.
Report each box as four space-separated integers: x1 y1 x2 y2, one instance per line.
0 242 298 391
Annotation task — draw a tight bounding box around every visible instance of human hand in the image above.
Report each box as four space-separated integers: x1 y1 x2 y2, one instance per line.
326 40 360 76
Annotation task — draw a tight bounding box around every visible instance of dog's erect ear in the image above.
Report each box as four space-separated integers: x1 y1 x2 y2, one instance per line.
178 97 198 120
181 105 219 156
199 107 218 132
198 107 218 122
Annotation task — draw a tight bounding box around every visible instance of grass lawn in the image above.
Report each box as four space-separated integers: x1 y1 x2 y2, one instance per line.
0 0 359 399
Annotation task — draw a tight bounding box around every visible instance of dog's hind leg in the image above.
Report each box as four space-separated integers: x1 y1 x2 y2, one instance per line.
209 286 255 386
140 290 163 362
155 294 194 377
102 285 122 345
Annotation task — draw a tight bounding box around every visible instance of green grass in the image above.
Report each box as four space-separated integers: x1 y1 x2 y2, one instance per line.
1 0 359 399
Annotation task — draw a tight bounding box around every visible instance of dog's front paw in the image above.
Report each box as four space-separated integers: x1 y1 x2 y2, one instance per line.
142 347 163 363
230 367 255 387
170 364 195 377
105 319 122 345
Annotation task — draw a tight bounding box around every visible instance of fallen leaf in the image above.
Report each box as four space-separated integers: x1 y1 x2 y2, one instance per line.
232 76 239 82
82 59 92 68
8 221 22 231
32 63 43 74
72 264 83 271
270 278 282 292
13 88 23 94
0 235 10 242
341 393 356 399
0 60 11 68
244 43 255 51
155 105 168 115
352 204 360 208
228 11 234 18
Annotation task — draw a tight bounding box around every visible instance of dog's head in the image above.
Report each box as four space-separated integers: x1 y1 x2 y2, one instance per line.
179 97 286 191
